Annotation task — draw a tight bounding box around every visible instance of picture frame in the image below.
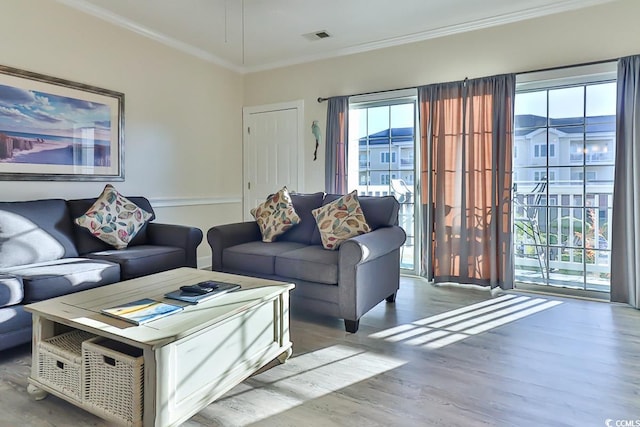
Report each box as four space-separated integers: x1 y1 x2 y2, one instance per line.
0 64 124 181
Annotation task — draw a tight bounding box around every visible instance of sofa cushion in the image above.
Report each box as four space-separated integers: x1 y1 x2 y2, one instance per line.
0 199 79 268
279 192 325 244
84 245 186 280
250 187 301 242
75 184 153 250
224 241 307 276
68 196 156 255
2 258 120 303
358 195 400 229
275 246 339 285
312 191 371 250
0 274 23 308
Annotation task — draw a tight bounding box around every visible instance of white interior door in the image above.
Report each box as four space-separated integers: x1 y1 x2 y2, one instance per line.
243 101 304 220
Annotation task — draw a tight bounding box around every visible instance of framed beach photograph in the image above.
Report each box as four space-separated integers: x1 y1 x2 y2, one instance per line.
0 65 124 181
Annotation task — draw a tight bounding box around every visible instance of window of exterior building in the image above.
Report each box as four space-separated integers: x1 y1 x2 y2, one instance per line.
534 143 555 157
380 152 397 163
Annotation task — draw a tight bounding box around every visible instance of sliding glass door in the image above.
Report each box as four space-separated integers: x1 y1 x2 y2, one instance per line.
348 92 419 273
513 74 616 293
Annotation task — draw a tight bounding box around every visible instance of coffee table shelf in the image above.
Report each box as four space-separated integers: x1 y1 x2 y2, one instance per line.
25 268 294 427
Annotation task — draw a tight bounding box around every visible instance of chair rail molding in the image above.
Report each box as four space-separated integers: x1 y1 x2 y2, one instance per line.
149 196 241 208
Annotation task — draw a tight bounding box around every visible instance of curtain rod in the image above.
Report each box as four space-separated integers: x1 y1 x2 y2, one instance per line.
317 56 622 103
317 85 417 103
518 56 619 75
316 76 469 103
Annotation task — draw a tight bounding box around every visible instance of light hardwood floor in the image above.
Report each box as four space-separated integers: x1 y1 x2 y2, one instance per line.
1 276 639 427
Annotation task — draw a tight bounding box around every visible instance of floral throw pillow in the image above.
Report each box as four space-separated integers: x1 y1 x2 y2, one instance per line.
75 184 152 250
250 187 301 242
312 190 371 250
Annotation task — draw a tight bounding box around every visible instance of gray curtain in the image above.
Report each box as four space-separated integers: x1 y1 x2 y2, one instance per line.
325 96 349 193
611 55 640 308
418 74 515 289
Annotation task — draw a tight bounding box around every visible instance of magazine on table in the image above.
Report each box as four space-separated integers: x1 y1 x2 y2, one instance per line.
101 298 183 325
164 281 241 304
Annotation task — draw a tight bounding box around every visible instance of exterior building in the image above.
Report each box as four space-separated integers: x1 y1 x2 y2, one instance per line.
357 127 415 189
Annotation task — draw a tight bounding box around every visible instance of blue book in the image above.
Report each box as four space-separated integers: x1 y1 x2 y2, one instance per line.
101 298 183 325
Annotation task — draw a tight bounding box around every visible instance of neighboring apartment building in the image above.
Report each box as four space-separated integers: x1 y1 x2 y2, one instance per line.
513 114 615 187
358 127 415 189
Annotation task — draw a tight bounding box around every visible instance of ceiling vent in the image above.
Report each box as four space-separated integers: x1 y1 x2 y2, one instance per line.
303 30 331 41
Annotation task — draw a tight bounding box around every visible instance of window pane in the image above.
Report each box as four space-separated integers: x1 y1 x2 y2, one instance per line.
353 108 368 139
586 82 616 118
568 137 584 164
585 140 615 165
368 106 390 138
515 91 547 129
391 104 414 128
550 181 583 207
549 86 584 121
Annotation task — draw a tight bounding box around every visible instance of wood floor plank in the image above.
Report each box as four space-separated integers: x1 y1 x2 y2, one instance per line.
1 276 639 426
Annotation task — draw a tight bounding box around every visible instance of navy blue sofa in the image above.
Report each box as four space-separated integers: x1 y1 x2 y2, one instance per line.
0 196 203 351
207 193 406 333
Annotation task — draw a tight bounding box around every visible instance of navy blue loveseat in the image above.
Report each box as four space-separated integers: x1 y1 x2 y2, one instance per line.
0 196 202 351
207 193 406 333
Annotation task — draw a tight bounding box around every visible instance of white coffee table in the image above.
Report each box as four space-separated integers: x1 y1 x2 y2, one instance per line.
24 267 294 427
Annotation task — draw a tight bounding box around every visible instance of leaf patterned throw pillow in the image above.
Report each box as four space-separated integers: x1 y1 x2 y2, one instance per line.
312 190 371 250
75 184 152 249
250 187 301 242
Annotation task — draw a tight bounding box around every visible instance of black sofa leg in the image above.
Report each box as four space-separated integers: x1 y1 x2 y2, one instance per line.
344 319 359 333
386 291 397 303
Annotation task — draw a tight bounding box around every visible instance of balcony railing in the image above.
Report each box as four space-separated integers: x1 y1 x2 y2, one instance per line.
355 184 612 287
569 152 614 163
513 182 612 291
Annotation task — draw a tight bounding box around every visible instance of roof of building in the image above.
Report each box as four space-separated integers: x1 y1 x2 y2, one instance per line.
358 114 615 144
359 127 414 145
515 114 615 136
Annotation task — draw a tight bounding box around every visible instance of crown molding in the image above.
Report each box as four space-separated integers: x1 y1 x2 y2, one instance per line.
56 0 615 74
244 0 616 73
54 0 244 73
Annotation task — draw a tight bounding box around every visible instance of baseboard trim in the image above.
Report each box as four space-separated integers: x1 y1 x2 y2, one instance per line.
513 282 610 302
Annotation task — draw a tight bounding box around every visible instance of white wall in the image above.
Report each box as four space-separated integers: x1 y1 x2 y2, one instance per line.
0 0 245 267
244 0 640 192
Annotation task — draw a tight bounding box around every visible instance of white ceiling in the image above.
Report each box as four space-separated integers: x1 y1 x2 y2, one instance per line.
57 0 616 73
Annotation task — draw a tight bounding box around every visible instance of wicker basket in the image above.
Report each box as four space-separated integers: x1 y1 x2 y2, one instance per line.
82 338 144 427
37 330 95 402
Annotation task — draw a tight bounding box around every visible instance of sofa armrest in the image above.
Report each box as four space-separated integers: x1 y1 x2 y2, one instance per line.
146 223 204 268
0 273 24 308
339 226 406 266
207 222 262 271
337 226 406 324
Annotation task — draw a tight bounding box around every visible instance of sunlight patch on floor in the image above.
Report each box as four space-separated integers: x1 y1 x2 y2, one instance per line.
369 294 562 349
199 345 406 425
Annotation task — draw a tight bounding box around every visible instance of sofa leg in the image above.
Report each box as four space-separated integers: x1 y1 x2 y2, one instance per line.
344 319 359 333
386 291 397 303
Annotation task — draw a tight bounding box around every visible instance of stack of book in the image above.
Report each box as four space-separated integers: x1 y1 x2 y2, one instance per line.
101 281 241 325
